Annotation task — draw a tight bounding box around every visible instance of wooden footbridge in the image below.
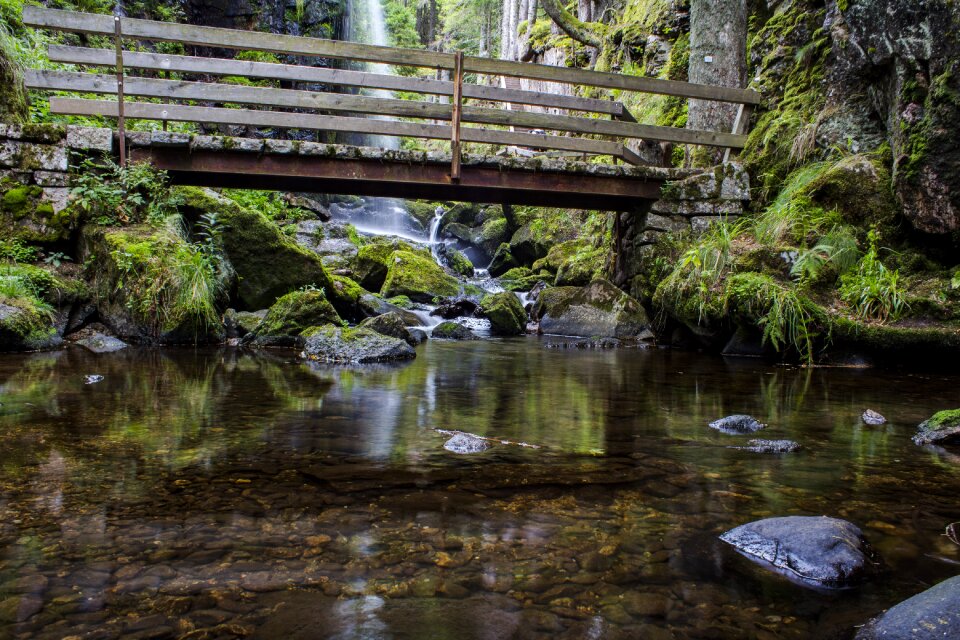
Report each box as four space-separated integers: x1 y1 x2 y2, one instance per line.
21 6 759 210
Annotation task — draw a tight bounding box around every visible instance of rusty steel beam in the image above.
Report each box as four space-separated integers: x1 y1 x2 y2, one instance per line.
129 148 664 210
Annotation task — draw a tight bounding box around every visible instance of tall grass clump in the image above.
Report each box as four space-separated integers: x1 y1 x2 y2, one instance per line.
752 162 840 245
790 225 860 283
839 229 906 322
659 218 740 322
725 272 821 363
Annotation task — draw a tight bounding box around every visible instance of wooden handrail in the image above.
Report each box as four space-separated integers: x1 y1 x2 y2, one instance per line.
24 6 761 106
26 71 748 148
48 45 628 117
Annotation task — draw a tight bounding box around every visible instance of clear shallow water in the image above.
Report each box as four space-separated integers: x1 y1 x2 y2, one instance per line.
0 341 958 639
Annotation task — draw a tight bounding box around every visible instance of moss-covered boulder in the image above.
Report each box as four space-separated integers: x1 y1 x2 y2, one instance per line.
249 289 341 348
536 279 652 339
81 224 227 344
532 240 584 274
0 302 60 352
358 312 418 346
404 201 440 228
480 292 527 336
488 243 519 277
0 46 28 124
381 250 459 303
509 223 551 265
292 220 359 272
177 187 333 310
914 410 960 446
328 274 382 322
353 237 432 292
431 321 477 340
555 246 608 287
302 325 415 363
442 247 474 277
0 180 76 244
499 267 551 292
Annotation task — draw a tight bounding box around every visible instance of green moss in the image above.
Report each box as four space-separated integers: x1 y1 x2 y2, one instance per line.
253 289 341 341
381 250 459 303
480 292 527 336
353 237 432 291
446 249 474 277
84 222 226 342
177 186 332 310
385 295 413 309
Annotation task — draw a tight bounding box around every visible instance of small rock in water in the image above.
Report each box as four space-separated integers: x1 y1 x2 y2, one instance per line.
861 409 886 425
709 415 766 434
443 433 491 454
734 439 801 453
84 375 104 385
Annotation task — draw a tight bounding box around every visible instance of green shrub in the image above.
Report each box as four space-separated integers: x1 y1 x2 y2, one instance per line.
70 158 183 226
725 273 820 363
839 230 907 322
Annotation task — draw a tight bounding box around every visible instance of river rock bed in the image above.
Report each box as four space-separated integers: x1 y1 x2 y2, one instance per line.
0 345 958 638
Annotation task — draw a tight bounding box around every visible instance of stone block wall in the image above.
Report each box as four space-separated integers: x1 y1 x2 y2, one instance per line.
0 124 113 242
613 162 750 287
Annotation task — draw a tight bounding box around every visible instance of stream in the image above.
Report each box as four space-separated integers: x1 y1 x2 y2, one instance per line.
0 343 958 638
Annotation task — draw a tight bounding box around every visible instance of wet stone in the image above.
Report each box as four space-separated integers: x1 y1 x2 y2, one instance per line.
442 432 491 454
76 333 128 354
720 516 881 589
708 415 766 434
862 409 887 425
855 575 960 639
733 439 801 453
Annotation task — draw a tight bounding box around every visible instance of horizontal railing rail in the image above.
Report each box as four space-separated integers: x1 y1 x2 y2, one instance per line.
22 5 759 173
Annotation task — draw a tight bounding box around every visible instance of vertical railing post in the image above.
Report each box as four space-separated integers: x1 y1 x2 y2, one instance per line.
113 16 127 166
450 51 464 182
722 103 751 164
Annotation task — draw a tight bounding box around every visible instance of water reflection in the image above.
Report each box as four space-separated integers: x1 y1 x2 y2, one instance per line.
0 342 958 638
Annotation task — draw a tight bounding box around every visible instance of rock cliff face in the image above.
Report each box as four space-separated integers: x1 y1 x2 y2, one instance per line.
823 0 960 237
183 0 346 40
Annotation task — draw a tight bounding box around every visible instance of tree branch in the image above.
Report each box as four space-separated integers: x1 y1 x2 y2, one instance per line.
538 0 604 49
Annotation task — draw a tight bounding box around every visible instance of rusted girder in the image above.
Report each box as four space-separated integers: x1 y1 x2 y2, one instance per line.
129 147 664 210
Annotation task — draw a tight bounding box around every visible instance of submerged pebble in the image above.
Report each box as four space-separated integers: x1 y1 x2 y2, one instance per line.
861 409 886 425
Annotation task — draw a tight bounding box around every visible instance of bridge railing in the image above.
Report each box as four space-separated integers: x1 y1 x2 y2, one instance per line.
21 6 760 176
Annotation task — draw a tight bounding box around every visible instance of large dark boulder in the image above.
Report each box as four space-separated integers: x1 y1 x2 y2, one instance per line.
914 410 960 446
536 279 652 339
177 187 333 311
720 516 881 589
855 575 960 640
302 326 415 364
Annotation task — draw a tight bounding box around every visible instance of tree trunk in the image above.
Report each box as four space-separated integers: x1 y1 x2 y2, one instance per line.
512 0 524 59
578 0 591 22
526 0 537 33
539 0 603 49
687 0 747 158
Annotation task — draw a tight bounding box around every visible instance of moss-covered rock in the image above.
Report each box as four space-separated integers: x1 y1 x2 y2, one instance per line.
537 279 652 339
532 240 585 274
555 246 608 286
508 223 551 265
250 289 341 348
480 292 527 336
0 302 59 352
444 248 474 277
404 200 440 228
81 224 227 344
914 410 960 446
0 45 29 124
358 311 418 346
431 321 477 340
177 187 333 310
353 237 433 292
302 325 415 363
233 309 267 336
381 250 459 303
0 180 76 244
488 243 519 277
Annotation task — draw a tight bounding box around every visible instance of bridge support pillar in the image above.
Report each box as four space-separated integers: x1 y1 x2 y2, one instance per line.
612 162 750 295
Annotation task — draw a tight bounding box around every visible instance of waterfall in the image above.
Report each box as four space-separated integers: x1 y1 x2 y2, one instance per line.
350 0 399 152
